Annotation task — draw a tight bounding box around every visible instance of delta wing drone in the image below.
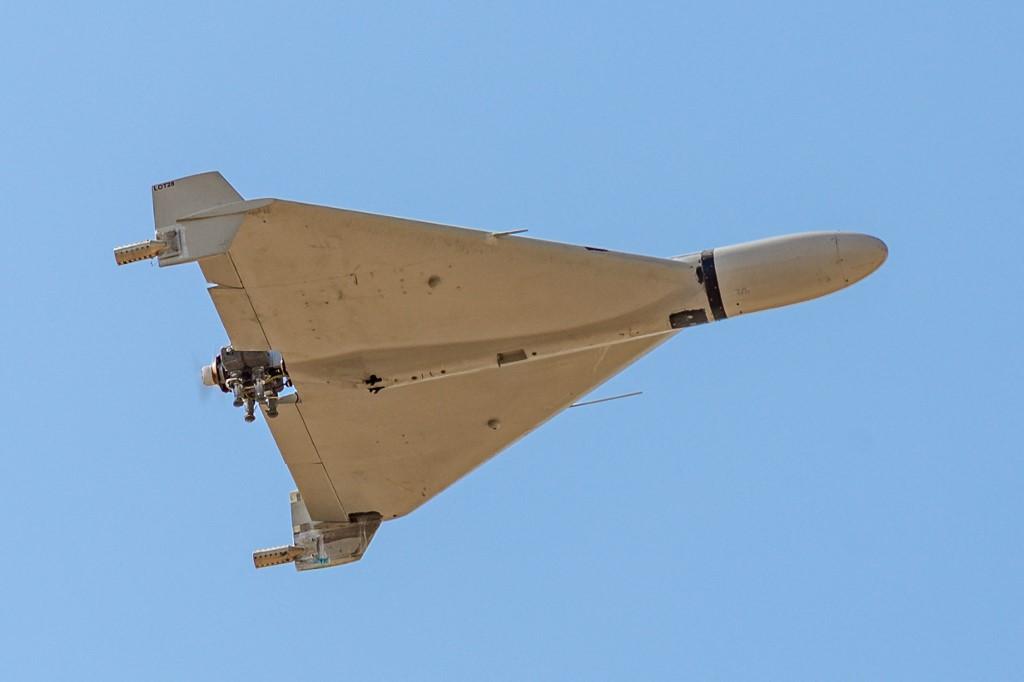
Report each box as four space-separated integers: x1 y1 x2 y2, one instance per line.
115 172 887 571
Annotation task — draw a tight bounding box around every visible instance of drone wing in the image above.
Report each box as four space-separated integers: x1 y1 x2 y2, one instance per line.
124 172 697 567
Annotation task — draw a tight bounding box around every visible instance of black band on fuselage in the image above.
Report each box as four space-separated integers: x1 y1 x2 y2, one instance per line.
700 249 728 321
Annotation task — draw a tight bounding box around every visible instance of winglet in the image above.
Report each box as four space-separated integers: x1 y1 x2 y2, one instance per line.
253 491 382 572
152 171 243 229
114 171 247 267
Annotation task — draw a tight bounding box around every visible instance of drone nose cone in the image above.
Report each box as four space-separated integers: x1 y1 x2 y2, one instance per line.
839 233 888 285
710 231 887 317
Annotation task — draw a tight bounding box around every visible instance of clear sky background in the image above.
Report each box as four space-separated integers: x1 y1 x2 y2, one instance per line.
1 2 1022 679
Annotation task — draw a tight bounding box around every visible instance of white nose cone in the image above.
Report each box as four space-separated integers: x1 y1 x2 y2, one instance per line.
840 233 889 284
713 232 887 316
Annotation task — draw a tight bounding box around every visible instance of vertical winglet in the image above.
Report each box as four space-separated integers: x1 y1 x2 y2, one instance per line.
252 491 382 571
152 171 242 229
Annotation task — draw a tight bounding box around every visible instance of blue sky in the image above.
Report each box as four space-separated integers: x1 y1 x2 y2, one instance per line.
1 2 1022 679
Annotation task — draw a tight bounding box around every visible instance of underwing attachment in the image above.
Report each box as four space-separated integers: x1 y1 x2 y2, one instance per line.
669 308 709 328
112 235 179 265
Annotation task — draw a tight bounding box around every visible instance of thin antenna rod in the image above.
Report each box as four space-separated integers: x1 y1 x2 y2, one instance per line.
569 391 643 409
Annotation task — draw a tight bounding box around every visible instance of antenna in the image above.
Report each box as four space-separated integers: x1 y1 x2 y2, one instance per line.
569 391 643 409
489 228 529 239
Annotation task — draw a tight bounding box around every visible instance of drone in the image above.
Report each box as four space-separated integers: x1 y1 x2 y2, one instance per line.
116 172 886 570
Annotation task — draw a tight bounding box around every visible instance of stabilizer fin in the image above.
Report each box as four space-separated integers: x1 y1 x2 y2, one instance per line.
152 171 242 229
